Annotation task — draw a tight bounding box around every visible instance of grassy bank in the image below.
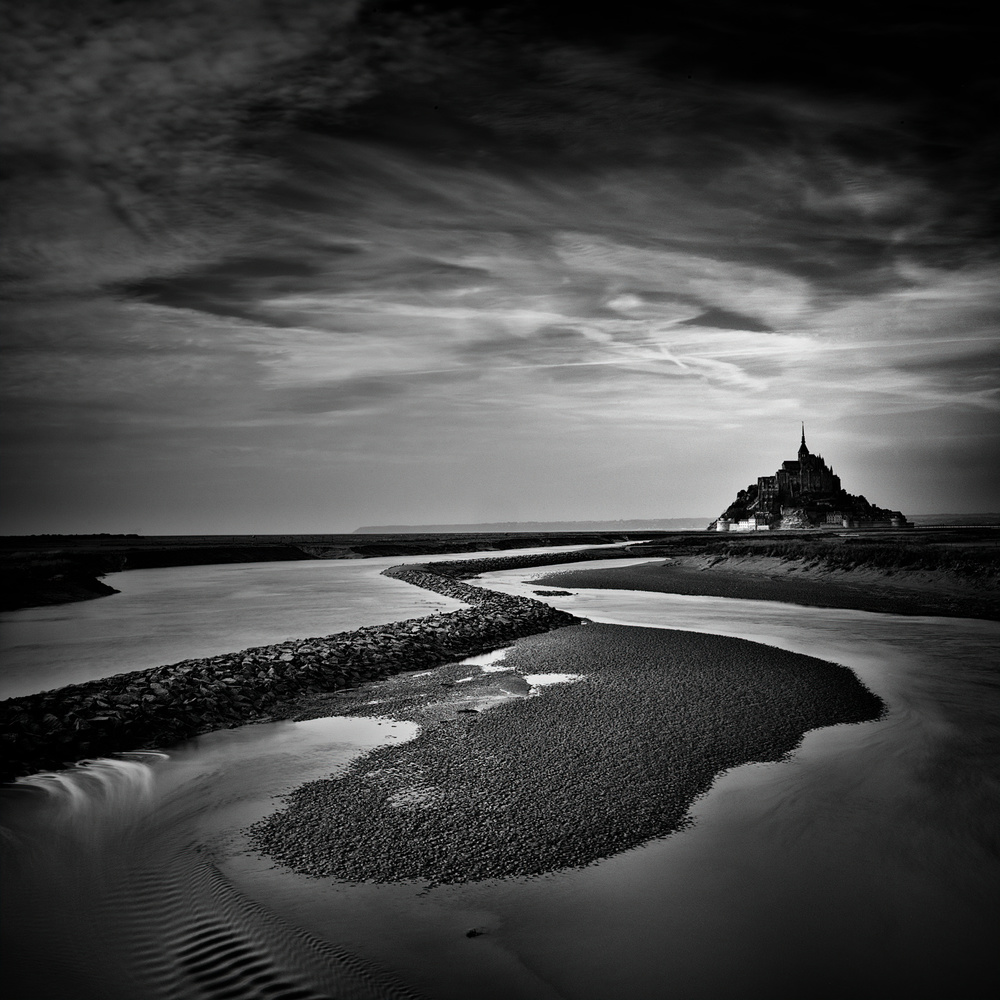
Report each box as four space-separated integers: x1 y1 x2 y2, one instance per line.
699 533 1000 583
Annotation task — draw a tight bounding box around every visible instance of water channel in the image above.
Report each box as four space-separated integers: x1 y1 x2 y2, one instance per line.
2 553 998 999
0 545 604 699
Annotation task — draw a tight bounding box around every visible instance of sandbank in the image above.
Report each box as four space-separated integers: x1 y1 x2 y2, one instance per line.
249 622 883 883
535 557 1000 620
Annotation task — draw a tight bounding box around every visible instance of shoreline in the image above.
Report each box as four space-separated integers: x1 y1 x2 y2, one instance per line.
4 541 987 782
4 541 992 784
0 531 665 611
0 560 581 782
534 557 1000 621
6 525 994 613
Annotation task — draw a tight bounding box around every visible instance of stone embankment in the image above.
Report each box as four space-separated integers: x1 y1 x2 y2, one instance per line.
0 559 582 782
1 532 660 611
382 546 633 584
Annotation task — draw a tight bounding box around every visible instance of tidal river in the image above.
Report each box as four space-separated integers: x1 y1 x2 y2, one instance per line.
2 554 998 1000
0 544 604 699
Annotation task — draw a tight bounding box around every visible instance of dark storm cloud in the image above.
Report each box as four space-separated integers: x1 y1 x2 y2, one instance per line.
272 25 990 311
119 256 328 325
679 309 774 333
5 0 994 302
268 369 473 414
117 245 494 326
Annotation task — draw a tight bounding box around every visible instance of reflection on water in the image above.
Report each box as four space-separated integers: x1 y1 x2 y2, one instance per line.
2 554 998 999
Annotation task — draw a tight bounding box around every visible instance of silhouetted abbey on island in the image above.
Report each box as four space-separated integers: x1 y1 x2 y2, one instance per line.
709 427 913 532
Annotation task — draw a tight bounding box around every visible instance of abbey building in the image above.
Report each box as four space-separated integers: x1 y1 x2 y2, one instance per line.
709 427 912 531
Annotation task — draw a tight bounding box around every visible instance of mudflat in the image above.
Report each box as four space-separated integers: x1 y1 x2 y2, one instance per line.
249 622 884 883
535 558 1000 620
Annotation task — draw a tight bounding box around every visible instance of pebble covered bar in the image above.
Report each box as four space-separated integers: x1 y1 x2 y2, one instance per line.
248 622 885 883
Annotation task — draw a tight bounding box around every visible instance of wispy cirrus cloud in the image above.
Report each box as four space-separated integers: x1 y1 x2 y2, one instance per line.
2 2 997 530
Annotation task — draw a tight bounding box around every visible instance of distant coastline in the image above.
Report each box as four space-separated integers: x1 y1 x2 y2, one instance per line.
4 521 999 612
0 531 667 612
356 513 1000 533
355 518 714 532
908 513 1000 526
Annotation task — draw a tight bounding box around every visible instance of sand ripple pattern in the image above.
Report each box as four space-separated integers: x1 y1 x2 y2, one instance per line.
1 758 426 1000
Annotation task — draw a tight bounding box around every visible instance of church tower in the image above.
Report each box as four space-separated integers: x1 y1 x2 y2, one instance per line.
798 423 809 461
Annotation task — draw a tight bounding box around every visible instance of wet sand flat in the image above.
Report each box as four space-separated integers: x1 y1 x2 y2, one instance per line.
250 622 883 884
535 559 1000 619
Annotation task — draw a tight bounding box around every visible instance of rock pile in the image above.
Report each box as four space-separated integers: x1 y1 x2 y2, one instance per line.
0 560 581 781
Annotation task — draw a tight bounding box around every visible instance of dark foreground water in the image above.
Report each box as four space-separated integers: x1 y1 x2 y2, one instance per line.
2 557 999 999
1 716 421 1000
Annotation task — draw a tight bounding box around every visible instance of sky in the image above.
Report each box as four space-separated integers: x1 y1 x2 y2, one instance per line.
2 0 998 533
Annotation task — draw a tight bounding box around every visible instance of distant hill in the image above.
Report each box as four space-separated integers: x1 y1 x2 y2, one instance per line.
354 514 1000 533
910 513 1000 526
354 518 713 533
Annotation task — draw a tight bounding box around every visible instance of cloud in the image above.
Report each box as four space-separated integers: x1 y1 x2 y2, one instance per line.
0 0 372 292
2 3 998 530
678 307 774 333
82 122 994 438
266 369 474 414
